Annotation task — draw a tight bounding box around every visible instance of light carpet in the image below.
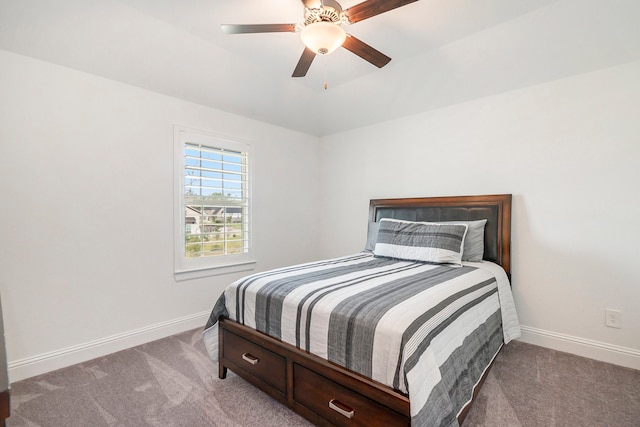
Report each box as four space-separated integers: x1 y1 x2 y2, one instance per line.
7 328 640 426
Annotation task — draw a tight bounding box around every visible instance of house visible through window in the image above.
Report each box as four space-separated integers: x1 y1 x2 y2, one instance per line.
174 127 254 279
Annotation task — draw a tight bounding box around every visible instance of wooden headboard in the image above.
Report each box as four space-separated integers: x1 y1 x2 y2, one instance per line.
369 194 512 277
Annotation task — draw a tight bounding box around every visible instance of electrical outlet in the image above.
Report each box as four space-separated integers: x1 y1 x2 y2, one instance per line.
605 309 622 329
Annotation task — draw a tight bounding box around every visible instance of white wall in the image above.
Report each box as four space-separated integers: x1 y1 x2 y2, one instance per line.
0 50 321 381
318 61 640 369
1 47 638 382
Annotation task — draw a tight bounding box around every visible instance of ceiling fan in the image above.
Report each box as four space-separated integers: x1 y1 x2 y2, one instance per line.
221 0 419 77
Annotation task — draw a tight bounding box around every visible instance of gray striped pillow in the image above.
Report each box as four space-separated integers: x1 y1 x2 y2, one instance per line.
373 219 468 266
442 219 487 262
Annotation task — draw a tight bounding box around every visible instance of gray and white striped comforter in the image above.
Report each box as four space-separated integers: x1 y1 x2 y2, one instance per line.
204 252 520 427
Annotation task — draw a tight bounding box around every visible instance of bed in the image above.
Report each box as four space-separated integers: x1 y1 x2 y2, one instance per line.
203 194 520 426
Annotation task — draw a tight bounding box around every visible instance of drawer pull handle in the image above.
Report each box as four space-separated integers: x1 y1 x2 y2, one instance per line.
329 399 354 419
241 353 259 365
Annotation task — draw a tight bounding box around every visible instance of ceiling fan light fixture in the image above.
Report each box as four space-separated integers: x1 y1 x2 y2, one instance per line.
300 21 346 55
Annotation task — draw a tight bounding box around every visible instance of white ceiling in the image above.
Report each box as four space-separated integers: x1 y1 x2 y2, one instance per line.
1 0 639 136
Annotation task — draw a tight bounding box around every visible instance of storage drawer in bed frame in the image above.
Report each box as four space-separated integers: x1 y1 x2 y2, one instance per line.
221 329 287 394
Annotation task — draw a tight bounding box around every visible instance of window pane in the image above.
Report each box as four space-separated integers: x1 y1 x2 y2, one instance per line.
182 141 249 259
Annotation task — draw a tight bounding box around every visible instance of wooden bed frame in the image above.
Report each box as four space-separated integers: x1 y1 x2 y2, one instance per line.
218 194 512 426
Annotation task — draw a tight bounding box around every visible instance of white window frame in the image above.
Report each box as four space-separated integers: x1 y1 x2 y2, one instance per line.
174 125 255 281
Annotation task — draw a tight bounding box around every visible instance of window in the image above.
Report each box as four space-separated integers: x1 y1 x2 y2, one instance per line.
174 126 254 280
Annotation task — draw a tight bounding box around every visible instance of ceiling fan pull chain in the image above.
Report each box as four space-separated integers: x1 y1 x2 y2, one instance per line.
324 61 328 90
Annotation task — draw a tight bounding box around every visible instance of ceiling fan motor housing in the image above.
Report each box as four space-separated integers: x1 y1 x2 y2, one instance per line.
304 0 344 25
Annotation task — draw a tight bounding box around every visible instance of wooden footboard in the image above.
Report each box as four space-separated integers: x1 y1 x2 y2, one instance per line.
219 317 411 426
219 317 494 426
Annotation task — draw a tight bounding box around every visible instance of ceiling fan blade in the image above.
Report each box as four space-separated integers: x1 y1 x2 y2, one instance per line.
344 0 419 23
292 48 316 77
342 35 391 68
221 24 297 34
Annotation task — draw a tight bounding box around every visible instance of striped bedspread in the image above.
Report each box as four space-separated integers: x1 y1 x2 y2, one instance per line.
204 252 520 427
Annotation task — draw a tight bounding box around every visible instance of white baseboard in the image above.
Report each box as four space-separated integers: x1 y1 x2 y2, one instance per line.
519 325 640 371
9 318 638 383
8 310 211 383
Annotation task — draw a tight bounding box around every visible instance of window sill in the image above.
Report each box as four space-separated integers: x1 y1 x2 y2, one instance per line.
175 260 256 282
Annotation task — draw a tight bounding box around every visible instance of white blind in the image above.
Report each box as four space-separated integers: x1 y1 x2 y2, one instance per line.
183 142 249 258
